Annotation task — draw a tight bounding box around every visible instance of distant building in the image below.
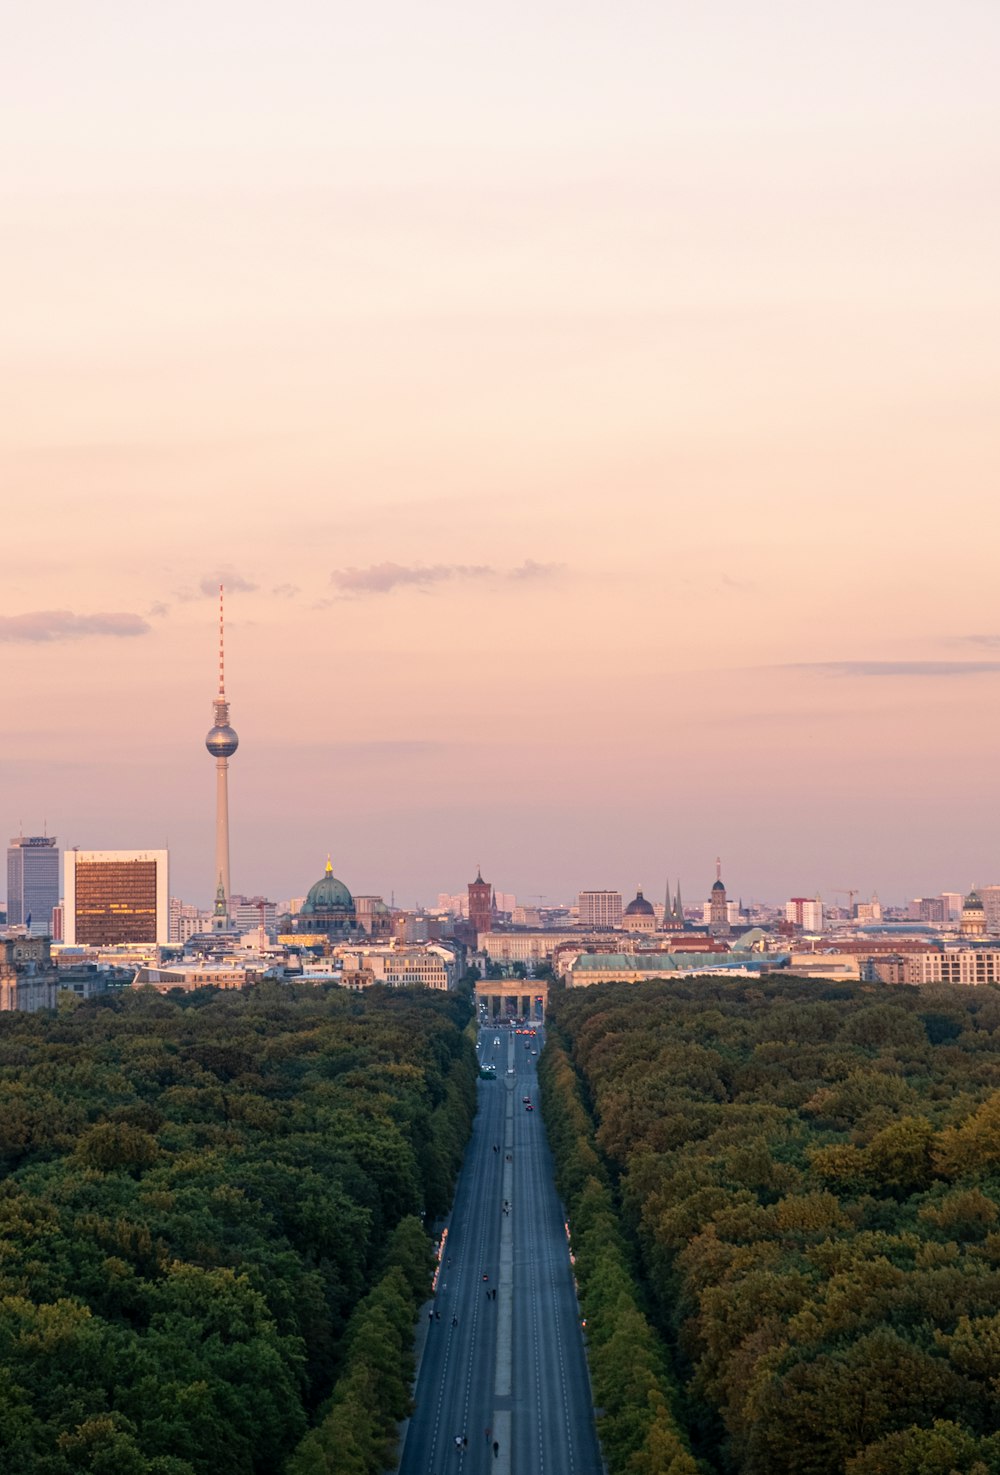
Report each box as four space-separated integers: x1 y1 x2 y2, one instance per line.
6 835 60 933
855 894 883 925
335 942 459 991
566 951 767 987
134 965 253 992
908 896 946 925
941 892 964 922
170 897 208 944
786 896 824 931
977 885 1000 934
708 859 730 937
229 895 279 934
0 936 59 1012
295 858 356 938
663 880 685 928
468 869 495 939
961 890 987 938
354 895 392 939
623 888 657 933
871 949 1000 986
64 850 169 946
577 891 623 928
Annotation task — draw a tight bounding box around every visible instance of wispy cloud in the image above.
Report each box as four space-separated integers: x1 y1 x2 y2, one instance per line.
952 634 1000 650
271 583 300 599
0 611 151 642
331 560 563 596
199 570 258 596
786 660 1000 678
332 562 492 595
509 559 564 581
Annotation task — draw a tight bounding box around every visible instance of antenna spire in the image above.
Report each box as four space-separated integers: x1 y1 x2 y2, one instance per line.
218 584 226 698
716 855 722 882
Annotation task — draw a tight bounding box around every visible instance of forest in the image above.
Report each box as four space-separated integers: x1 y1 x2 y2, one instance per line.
0 982 476 1474
544 976 1000 1475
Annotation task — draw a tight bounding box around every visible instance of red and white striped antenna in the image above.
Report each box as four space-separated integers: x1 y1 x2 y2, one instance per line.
218 584 226 698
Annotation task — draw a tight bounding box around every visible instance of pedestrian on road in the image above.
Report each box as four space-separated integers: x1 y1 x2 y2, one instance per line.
493 1440 499 1458
454 1435 463 1449
462 1437 468 1449
484 1427 491 1443
434 1310 441 1320
452 1315 458 1327
493 1287 497 1300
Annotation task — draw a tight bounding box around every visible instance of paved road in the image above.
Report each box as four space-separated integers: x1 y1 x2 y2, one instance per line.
399 1024 604 1475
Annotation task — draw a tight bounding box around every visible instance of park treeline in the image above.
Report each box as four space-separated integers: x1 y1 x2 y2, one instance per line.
0 983 476 1475
546 977 1000 1475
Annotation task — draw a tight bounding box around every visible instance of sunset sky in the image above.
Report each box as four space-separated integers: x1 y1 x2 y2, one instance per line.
3 1 999 908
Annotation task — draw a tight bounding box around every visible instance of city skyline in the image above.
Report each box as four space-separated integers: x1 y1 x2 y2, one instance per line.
3 3 999 904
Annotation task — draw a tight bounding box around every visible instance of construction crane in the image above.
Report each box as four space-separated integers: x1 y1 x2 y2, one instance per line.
831 889 858 916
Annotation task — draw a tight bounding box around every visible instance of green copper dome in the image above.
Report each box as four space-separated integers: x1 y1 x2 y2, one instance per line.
301 858 354 915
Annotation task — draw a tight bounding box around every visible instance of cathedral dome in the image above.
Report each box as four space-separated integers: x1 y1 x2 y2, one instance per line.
712 878 726 892
624 888 655 917
964 890 984 912
301 859 354 915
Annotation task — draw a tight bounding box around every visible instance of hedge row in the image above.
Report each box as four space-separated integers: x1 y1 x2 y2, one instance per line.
285 1215 433 1475
539 1035 703 1475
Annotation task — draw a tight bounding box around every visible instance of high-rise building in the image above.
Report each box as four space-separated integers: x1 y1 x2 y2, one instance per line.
976 885 1000 934
205 586 239 917
908 896 946 925
6 835 59 932
468 869 494 939
577 890 623 928
64 850 169 946
786 896 824 931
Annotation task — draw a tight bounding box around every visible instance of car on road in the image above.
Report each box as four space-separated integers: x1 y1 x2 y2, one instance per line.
522 1096 531 1104
525 1103 534 1112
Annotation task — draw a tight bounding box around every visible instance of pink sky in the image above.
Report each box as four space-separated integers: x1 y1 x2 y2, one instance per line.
2 2 999 908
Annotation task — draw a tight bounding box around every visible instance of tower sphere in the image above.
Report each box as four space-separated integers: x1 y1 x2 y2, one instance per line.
206 724 239 758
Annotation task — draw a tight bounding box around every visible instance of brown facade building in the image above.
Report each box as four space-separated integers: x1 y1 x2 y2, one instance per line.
64 850 169 946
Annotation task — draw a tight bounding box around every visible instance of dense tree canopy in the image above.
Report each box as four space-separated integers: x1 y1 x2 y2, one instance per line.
547 976 1000 1475
0 983 475 1474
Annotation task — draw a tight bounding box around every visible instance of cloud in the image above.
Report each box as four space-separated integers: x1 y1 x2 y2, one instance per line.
508 559 564 581
331 562 494 595
953 634 1000 650
147 601 170 618
786 660 1000 678
331 559 563 596
0 611 151 642
271 583 300 599
198 571 258 596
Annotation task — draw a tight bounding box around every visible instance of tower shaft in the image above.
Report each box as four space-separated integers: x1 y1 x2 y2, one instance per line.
216 756 231 905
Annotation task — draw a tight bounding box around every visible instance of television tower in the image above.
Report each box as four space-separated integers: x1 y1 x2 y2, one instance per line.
205 585 238 914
